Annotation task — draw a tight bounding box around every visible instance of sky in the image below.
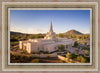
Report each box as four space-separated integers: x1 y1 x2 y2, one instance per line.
10 10 90 34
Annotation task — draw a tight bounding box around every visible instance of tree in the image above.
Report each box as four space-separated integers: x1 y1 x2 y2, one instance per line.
57 33 64 38
85 50 89 55
76 49 79 54
85 42 87 45
74 41 78 47
10 38 18 42
71 54 77 59
66 52 71 59
47 54 50 58
58 45 65 51
66 52 71 62
81 57 86 63
82 47 90 51
31 59 39 63
44 51 49 54
76 56 86 63
31 51 34 54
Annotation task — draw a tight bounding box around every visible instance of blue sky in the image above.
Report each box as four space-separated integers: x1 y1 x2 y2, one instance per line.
10 10 90 34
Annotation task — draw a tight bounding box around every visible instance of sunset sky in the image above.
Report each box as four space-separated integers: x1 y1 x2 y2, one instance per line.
10 10 90 34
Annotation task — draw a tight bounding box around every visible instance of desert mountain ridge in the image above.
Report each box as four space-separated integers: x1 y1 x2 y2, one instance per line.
10 29 88 35
65 29 83 35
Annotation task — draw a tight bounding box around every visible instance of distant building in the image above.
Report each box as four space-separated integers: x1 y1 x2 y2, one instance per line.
19 21 75 53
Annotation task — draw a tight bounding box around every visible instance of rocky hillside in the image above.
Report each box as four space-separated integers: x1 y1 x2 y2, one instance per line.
65 29 83 35
10 31 23 35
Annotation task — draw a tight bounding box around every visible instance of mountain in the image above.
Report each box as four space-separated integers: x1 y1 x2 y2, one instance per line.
10 31 23 35
10 31 46 35
65 29 83 35
10 29 83 35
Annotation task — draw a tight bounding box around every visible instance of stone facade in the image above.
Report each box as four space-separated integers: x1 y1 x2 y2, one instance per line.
19 21 75 53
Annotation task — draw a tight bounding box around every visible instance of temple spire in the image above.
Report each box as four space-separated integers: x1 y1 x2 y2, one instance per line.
44 21 57 40
49 21 53 32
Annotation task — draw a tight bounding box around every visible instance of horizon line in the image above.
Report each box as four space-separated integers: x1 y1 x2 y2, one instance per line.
10 29 90 35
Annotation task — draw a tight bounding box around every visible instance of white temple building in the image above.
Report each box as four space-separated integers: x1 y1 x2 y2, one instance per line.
19 21 75 53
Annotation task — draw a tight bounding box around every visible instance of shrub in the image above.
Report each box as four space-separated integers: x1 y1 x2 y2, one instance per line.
66 52 71 59
47 54 50 58
10 38 18 42
22 50 27 54
37 51 41 54
40 50 43 53
29 55 34 59
60 60 64 63
66 52 71 62
15 54 21 60
71 54 78 59
31 59 39 63
57 33 64 38
58 45 65 51
44 51 49 54
31 51 34 54
81 57 86 63
74 41 78 47
82 47 90 51
76 49 79 54
85 57 90 63
85 50 89 55
21 55 27 60
65 58 69 62
85 42 87 45
76 56 86 63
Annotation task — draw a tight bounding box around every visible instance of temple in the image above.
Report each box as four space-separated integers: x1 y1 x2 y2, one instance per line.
19 21 74 54
44 21 57 41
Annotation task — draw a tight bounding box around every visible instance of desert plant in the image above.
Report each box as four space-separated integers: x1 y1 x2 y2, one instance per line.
29 55 34 59
81 57 86 63
66 52 71 59
37 51 41 54
10 38 18 42
82 47 90 51
31 59 39 63
66 52 71 62
58 45 65 51
74 41 78 47
31 51 34 54
71 54 78 59
76 49 79 54
85 42 87 45
22 49 27 54
21 55 27 60
85 50 89 56
44 51 49 54
47 54 50 58
76 56 86 63
15 54 21 60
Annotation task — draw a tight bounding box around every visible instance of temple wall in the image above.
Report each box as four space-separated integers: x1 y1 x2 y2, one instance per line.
44 45 57 52
26 43 31 53
19 41 22 49
31 43 39 52
19 38 75 54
